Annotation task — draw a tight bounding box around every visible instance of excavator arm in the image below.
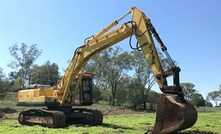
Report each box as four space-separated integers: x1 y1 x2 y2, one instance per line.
55 7 197 133
58 7 178 104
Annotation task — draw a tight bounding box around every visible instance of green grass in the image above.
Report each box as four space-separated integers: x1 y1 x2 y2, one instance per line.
0 114 153 134
187 112 221 133
1 97 221 133
0 112 221 134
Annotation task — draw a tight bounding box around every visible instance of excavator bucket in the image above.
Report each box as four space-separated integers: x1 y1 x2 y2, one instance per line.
151 94 198 134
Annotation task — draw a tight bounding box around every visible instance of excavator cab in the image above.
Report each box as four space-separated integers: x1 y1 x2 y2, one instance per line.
70 73 94 106
79 77 93 105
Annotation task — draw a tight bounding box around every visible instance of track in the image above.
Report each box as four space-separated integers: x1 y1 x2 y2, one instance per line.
18 108 103 128
67 108 103 125
18 109 66 128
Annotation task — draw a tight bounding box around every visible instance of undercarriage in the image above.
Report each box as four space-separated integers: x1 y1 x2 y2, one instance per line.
18 108 103 128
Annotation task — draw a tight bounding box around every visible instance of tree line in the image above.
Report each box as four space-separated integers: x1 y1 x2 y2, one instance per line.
0 43 220 109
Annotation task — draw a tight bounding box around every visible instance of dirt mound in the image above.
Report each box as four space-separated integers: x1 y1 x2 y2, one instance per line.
4 92 17 100
101 107 140 116
0 107 18 121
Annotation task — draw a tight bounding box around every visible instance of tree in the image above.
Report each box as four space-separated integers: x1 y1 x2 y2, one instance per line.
130 51 155 109
0 67 11 92
0 67 4 79
189 93 205 107
29 61 59 86
129 49 172 110
101 89 111 104
0 67 4 91
127 78 144 109
205 101 213 107
7 71 23 91
146 90 160 111
207 91 220 107
8 43 42 88
115 75 131 106
0 79 11 92
92 87 102 103
180 82 196 101
84 46 132 106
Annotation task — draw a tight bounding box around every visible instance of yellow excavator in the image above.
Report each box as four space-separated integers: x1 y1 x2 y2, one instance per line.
17 7 197 133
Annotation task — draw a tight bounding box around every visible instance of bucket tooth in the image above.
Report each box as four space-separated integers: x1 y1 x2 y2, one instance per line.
152 94 198 134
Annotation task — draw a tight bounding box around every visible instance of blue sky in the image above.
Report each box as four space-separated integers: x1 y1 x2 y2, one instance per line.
0 1 221 99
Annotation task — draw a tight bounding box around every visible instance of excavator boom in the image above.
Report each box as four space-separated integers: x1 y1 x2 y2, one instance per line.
16 7 197 133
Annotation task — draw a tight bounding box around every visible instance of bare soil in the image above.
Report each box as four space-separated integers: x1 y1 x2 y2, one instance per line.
100 107 140 116
4 92 17 100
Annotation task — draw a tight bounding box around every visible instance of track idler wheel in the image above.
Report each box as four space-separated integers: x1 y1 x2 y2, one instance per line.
152 94 198 134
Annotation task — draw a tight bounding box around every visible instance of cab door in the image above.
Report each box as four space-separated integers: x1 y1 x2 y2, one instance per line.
79 78 93 105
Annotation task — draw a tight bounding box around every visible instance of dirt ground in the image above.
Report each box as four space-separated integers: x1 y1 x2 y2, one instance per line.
101 107 139 116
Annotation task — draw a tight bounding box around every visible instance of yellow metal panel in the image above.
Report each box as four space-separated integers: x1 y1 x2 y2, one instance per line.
17 88 56 104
